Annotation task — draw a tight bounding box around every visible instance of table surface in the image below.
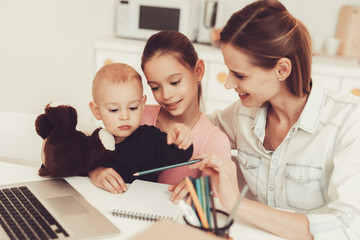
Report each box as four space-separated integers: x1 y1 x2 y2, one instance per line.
0 160 284 240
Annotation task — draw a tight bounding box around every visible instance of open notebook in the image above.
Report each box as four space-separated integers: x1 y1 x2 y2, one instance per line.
110 180 182 221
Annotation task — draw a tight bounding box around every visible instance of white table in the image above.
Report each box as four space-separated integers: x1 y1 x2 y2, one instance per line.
0 160 284 240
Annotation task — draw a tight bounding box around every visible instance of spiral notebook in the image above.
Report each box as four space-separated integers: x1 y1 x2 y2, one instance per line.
110 180 182 221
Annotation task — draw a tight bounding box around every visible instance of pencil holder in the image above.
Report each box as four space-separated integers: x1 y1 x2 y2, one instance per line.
183 208 233 239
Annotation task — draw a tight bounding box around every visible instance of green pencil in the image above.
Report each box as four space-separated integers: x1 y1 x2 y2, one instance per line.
133 159 201 176
204 176 212 228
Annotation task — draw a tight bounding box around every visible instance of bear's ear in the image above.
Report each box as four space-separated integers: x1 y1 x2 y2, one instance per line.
89 101 102 120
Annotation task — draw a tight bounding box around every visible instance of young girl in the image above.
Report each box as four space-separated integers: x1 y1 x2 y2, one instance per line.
89 31 231 201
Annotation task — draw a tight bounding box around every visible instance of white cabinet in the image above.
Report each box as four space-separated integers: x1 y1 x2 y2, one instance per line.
311 73 341 91
94 37 157 105
94 37 360 114
202 62 238 114
341 77 360 96
187 43 240 114
95 50 141 72
312 56 360 97
206 62 238 102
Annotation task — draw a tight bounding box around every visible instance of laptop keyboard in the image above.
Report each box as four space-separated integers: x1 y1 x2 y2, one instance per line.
0 186 69 240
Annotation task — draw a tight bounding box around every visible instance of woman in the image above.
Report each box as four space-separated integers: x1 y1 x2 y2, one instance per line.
190 0 360 239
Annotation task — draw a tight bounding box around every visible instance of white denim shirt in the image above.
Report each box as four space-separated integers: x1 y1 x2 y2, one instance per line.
209 82 360 239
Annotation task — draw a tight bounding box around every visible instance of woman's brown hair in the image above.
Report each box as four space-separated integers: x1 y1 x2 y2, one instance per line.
141 30 202 105
220 0 312 97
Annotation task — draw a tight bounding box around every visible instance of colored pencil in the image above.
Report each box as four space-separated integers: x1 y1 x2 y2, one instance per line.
195 178 203 211
199 177 207 224
225 185 249 226
204 176 212 228
208 177 218 233
185 177 209 229
133 159 201 176
190 177 199 224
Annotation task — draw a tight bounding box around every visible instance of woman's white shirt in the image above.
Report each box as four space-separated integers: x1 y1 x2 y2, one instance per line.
209 81 360 239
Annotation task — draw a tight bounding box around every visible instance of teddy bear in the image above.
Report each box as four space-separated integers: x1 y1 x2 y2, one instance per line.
35 103 115 177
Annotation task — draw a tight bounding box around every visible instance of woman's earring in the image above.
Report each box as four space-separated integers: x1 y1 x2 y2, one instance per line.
278 70 282 81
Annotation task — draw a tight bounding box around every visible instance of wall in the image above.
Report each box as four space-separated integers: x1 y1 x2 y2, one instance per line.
0 0 116 123
0 0 359 124
218 0 360 39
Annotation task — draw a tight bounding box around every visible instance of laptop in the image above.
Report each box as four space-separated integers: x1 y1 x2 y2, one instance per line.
0 178 120 240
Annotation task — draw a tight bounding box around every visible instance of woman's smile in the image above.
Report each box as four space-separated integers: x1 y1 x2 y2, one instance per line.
238 92 249 100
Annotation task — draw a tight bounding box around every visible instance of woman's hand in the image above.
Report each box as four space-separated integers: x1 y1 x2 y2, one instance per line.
166 123 193 150
189 153 240 210
168 179 189 204
88 167 127 194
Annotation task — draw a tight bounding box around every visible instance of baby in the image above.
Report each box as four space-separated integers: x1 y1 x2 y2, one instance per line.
88 63 193 191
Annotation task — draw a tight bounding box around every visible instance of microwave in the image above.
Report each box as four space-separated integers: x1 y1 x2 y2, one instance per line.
115 0 202 41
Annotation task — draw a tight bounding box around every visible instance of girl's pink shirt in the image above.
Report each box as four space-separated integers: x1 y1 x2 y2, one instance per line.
141 105 231 185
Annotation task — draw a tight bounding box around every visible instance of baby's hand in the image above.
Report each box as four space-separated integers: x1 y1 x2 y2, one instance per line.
88 167 128 194
167 123 193 150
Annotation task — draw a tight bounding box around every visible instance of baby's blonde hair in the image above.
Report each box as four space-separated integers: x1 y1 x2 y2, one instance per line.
92 63 143 101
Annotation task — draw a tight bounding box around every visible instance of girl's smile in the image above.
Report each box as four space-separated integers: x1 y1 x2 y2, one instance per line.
165 99 182 110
